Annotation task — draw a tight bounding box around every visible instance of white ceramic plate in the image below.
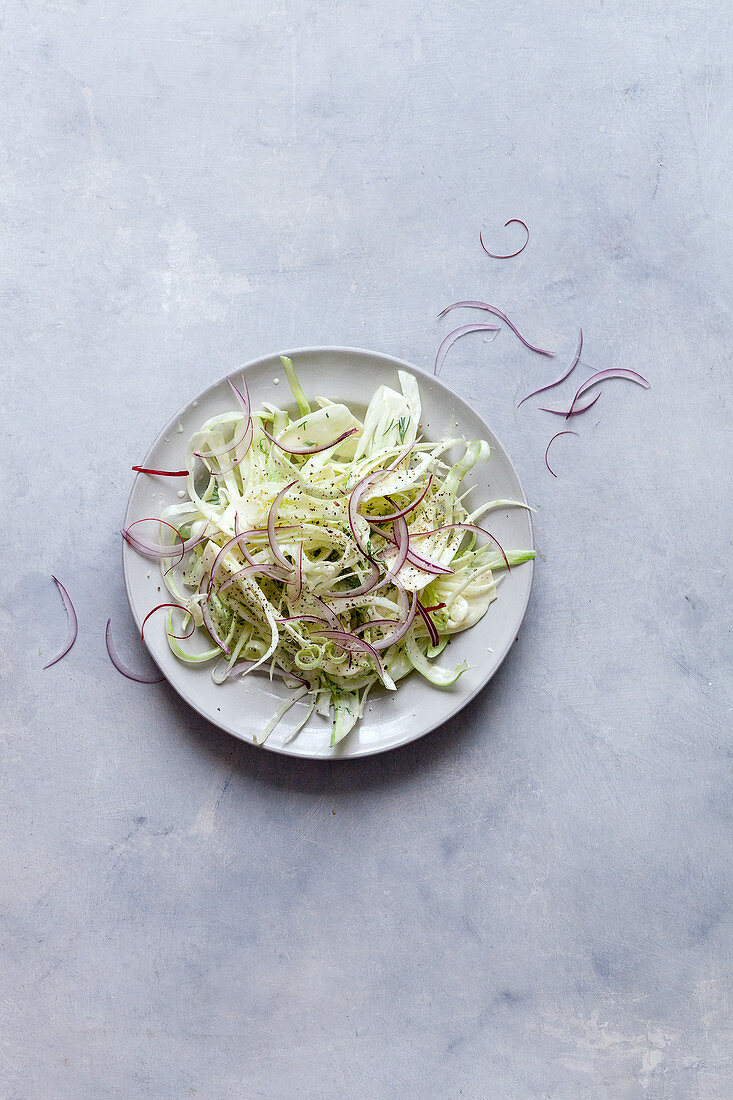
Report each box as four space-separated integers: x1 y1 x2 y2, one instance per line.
123 347 534 759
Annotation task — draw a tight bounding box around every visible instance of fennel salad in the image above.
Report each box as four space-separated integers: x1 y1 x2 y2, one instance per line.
124 358 534 747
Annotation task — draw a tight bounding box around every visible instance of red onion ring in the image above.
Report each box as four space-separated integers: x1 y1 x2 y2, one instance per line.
122 518 206 566
200 596 231 655
312 629 388 681
370 590 417 651
362 476 433 522
388 514 410 578
411 522 510 571
140 602 193 641
404 547 454 575
386 440 418 472
565 368 650 419
262 426 358 455
347 471 384 554
267 482 298 572
540 391 602 417
209 529 292 597
437 301 553 357
204 422 254 476
193 377 252 460
43 576 78 669
415 601 439 648
545 431 578 477
376 523 455 575
518 329 583 408
480 219 530 259
132 467 189 477
105 618 164 683
434 323 500 377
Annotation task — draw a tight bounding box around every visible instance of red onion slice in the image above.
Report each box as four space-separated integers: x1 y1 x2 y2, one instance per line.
43 576 78 669
122 518 203 565
105 619 164 683
565 368 650 419
313 597 343 629
312 629 388 681
205 422 254 476
376 523 455 575
140 602 191 641
422 603 446 612
540 391 602 417
363 476 433 522
348 471 384 555
404 547 454 575
437 301 553 357
323 560 381 599
200 595 231 655
480 219 529 259
415 601 439 648
545 430 578 477
370 590 417 650
412 522 510 571
232 517 299 566
386 440 417 472
434 323 500 377
193 377 252 460
132 466 190 477
267 481 298 572
262 426 358 455
209 529 291 596
388 514 410 578
517 329 583 408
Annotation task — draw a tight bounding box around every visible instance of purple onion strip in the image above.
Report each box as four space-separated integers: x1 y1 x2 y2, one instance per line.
437 301 553 357
518 329 583 408
545 431 578 478
565 368 650 419
415 601 439 648
434 323 501 377
262 426 358 455
411 522 510 571
43 576 78 669
267 482 297 572
480 219 530 259
540 391 602 417
363 476 433 522
312 629 387 681
194 377 252 460
105 618 164 683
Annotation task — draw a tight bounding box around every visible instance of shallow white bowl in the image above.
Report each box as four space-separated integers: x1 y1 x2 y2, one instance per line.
123 347 534 759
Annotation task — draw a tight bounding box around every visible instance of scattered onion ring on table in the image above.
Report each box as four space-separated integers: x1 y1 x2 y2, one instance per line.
124 358 534 747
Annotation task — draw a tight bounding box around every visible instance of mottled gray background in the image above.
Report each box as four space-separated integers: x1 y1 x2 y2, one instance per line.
2 0 731 1097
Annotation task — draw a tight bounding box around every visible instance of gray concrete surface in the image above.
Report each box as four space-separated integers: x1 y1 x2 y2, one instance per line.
2 1 731 1097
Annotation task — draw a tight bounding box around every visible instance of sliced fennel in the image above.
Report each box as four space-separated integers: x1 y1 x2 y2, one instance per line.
143 358 533 748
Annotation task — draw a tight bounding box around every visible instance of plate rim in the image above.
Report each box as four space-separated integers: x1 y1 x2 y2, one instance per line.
122 345 535 760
